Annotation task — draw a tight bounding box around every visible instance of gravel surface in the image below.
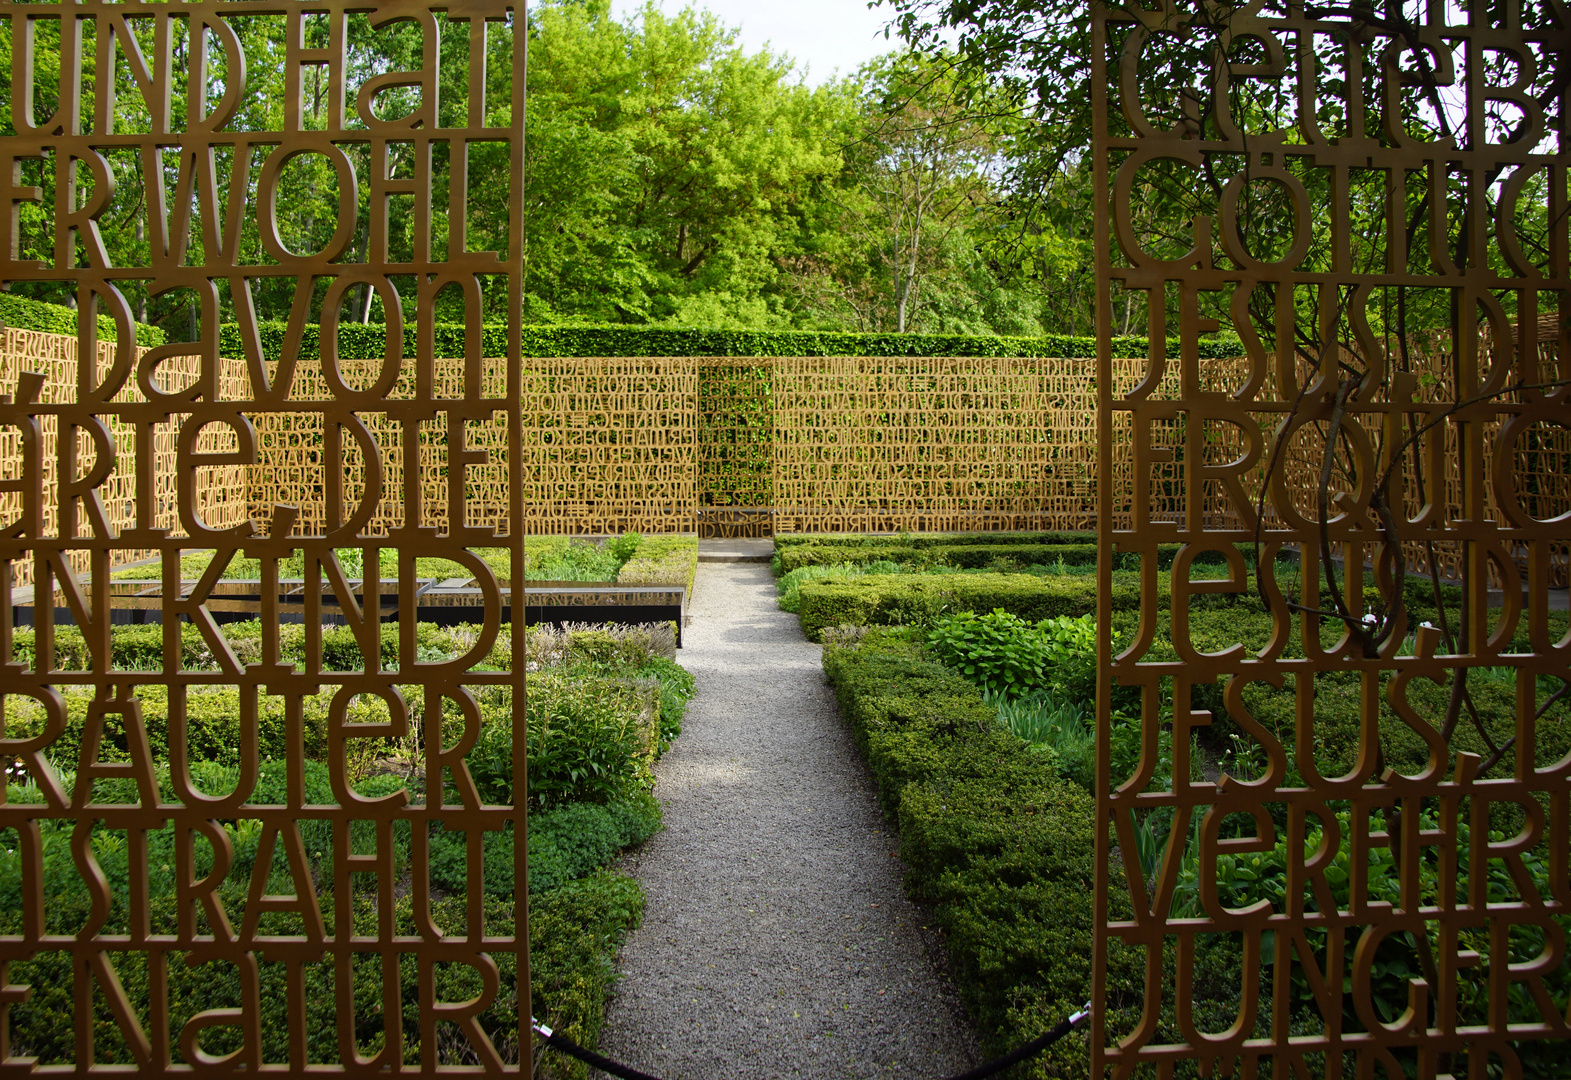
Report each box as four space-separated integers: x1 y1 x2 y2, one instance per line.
595 563 979 1080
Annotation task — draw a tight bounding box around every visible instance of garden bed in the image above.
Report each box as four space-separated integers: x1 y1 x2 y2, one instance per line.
108 534 698 592
790 534 1571 1077
1 618 693 1078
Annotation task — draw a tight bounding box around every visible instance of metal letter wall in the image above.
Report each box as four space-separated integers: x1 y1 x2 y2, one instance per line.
0 2 527 1073
1094 0 1570 1075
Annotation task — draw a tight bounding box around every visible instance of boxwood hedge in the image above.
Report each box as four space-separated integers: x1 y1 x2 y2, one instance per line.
822 630 1255 1074
775 542 1099 575
1 291 165 346
1 846 640 1080
220 322 1244 362
2 617 687 1077
775 540 1258 576
773 531 1098 550
797 573 1142 641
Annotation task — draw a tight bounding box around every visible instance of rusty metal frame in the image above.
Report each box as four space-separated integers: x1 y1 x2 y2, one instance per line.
0 1 527 1072
1094 0 1570 1075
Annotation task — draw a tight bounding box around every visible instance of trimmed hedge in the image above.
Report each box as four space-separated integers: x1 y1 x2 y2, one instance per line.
428 792 663 898
797 572 1141 641
0 614 682 1077
10 619 500 675
219 321 1243 362
616 535 699 592
1 681 332 768
528 872 648 1079
792 552 1484 643
774 531 1097 550
0 291 165 346
774 541 1260 574
821 631 1249 1072
1 847 640 1080
1117 601 1571 778
775 542 1098 574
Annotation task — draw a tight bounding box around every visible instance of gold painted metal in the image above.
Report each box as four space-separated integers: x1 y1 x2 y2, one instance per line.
771 355 1099 534
520 357 698 537
0 2 527 1072
1093 1 1570 1075
1 334 1563 566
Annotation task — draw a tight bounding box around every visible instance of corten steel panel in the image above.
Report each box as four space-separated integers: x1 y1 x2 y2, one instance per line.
1092 1 1571 1076
0 2 527 1073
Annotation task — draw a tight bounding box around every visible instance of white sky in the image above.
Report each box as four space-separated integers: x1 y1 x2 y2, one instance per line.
607 0 903 85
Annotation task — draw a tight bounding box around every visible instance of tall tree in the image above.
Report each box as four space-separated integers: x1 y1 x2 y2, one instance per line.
523 0 854 325
857 53 999 332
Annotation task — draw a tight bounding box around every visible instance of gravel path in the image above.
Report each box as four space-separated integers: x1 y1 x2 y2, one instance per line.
595 562 979 1080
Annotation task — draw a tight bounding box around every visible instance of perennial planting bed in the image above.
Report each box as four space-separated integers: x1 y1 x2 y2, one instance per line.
782 531 1571 1077
2 533 698 1079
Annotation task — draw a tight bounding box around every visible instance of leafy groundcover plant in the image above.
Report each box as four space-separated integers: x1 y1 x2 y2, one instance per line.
813 539 1571 1078
0 619 692 1079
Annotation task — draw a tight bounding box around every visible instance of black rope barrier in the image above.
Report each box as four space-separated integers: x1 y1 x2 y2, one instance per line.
530 1020 664 1080
531 1002 1092 1080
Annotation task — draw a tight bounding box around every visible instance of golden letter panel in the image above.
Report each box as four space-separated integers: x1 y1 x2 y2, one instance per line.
0 2 527 1072
1094 0 1570 1075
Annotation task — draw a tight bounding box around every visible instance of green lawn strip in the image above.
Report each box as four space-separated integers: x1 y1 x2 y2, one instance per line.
1 619 693 1072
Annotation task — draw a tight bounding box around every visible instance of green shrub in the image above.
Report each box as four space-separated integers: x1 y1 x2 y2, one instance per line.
925 609 1098 703
111 547 518 584
221 321 1242 363
528 872 647 1080
0 292 164 346
528 795 662 893
427 791 662 898
987 691 1095 790
774 542 1092 574
775 559 905 612
798 572 1138 641
527 538 625 582
820 631 1157 1071
566 625 673 668
616 535 698 591
3 684 334 769
23 613 690 683
13 620 513 676
1149 805 1571 1068
822 567 1570 1076
605 531 643 563
927 609 1060 698
467 676 656 810
775 530 1096 552
635 656 695 752
775 538 1254 574
1 858 634 1077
